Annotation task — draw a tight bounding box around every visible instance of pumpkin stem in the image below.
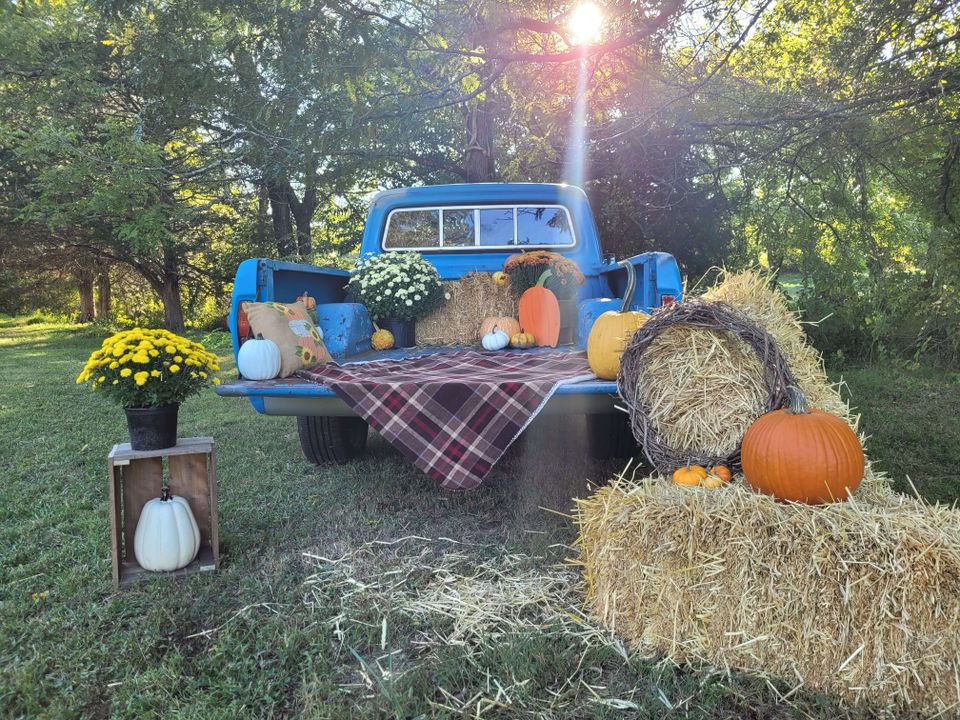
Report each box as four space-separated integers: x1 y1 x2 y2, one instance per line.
536 268 553 287
255 333 264 341
160 487 172 502
786 386 809 414
618 260 637 313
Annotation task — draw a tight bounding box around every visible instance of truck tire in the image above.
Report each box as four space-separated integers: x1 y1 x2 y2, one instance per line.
587 412 638 459
297 416 369 465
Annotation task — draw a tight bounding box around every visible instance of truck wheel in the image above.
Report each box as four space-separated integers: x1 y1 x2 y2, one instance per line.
297 416 368 465
587 413 638 459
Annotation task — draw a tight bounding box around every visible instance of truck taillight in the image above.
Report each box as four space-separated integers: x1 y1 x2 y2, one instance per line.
661 294 677 307
237 306 251 344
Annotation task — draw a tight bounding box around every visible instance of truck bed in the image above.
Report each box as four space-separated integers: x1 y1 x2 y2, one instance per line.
216 345 619 416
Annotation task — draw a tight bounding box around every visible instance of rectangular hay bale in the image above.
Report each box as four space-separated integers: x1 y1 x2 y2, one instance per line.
575 469 960 715
416 273 517 346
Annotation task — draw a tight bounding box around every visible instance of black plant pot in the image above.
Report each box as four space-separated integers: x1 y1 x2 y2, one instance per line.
557 296 578 346
124 404 179 451
382 318 416 348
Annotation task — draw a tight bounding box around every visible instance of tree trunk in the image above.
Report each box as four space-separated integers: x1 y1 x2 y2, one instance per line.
269 176 316 259
76 267 95 323
158 249 185 332
267 180 296 257
463 99 496 182
290 183 316 258
257 184 269 248
96 267 111 318
159 278 185 332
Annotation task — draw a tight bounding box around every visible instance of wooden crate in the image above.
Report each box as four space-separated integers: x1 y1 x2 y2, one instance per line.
108 437 219 587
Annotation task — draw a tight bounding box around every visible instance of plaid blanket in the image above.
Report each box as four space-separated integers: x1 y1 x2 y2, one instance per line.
297 350 595 490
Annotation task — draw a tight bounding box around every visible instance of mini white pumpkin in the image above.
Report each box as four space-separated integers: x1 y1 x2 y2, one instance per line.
134 487 201 572
481 327 510 351
237 333 281 380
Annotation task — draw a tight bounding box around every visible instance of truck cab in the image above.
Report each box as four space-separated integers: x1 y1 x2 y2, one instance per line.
217 183 682 465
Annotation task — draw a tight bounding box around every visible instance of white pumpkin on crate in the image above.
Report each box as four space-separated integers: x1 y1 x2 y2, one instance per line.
237 333 281 380
481 326 510 351
134 488 201 572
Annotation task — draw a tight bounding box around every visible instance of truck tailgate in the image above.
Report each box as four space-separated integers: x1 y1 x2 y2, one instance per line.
216 346 620 416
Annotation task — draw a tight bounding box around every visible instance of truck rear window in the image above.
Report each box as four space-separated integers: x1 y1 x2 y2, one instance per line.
383 205 575 250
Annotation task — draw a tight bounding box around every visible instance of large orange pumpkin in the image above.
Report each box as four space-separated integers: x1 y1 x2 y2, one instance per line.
518 269 561 347
741 387 864 504
479 316 521 341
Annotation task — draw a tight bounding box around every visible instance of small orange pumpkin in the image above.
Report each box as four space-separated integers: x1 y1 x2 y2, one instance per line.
480 316 521 341
741 387 864 504
672 465 708 487
708 465 732 483
518 269 561 347
297 292 317 311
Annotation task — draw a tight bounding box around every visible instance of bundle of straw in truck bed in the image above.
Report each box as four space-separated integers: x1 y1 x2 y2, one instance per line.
575 270 959 715
416 272 517 346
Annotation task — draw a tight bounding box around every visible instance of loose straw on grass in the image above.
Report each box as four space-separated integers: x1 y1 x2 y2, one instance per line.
302 536 629 716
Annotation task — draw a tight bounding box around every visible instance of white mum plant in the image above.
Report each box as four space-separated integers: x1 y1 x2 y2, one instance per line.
347 252 445 321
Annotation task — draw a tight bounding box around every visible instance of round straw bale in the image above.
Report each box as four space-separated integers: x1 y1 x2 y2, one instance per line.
618 300 796 472
703 269 856 428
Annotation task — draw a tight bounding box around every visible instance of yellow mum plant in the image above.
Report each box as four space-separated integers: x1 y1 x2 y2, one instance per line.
76 329 220 407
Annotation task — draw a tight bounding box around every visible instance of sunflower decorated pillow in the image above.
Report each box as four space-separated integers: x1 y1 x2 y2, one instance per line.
241 301 331 377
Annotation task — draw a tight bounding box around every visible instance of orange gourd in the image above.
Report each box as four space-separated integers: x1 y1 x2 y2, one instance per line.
518 269 561 347
708 465 732 483
510 331 536 349
703 474 727 489
741 387 864 504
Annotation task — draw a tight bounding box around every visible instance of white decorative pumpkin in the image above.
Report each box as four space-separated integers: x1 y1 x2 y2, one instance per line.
134 488 201 572
237 333 281 380
481 327 510 351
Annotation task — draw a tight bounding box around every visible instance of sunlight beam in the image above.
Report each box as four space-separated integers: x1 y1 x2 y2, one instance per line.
568 3 604 47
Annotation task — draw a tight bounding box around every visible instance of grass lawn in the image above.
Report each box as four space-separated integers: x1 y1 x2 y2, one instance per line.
2 317 957 719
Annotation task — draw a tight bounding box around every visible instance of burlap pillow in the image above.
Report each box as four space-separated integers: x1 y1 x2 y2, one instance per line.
241 301 331 377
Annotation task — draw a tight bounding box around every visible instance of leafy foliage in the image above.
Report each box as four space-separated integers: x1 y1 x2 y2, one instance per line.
1 0 958 358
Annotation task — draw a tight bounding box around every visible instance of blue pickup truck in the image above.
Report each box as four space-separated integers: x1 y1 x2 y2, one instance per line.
217 183 682 465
